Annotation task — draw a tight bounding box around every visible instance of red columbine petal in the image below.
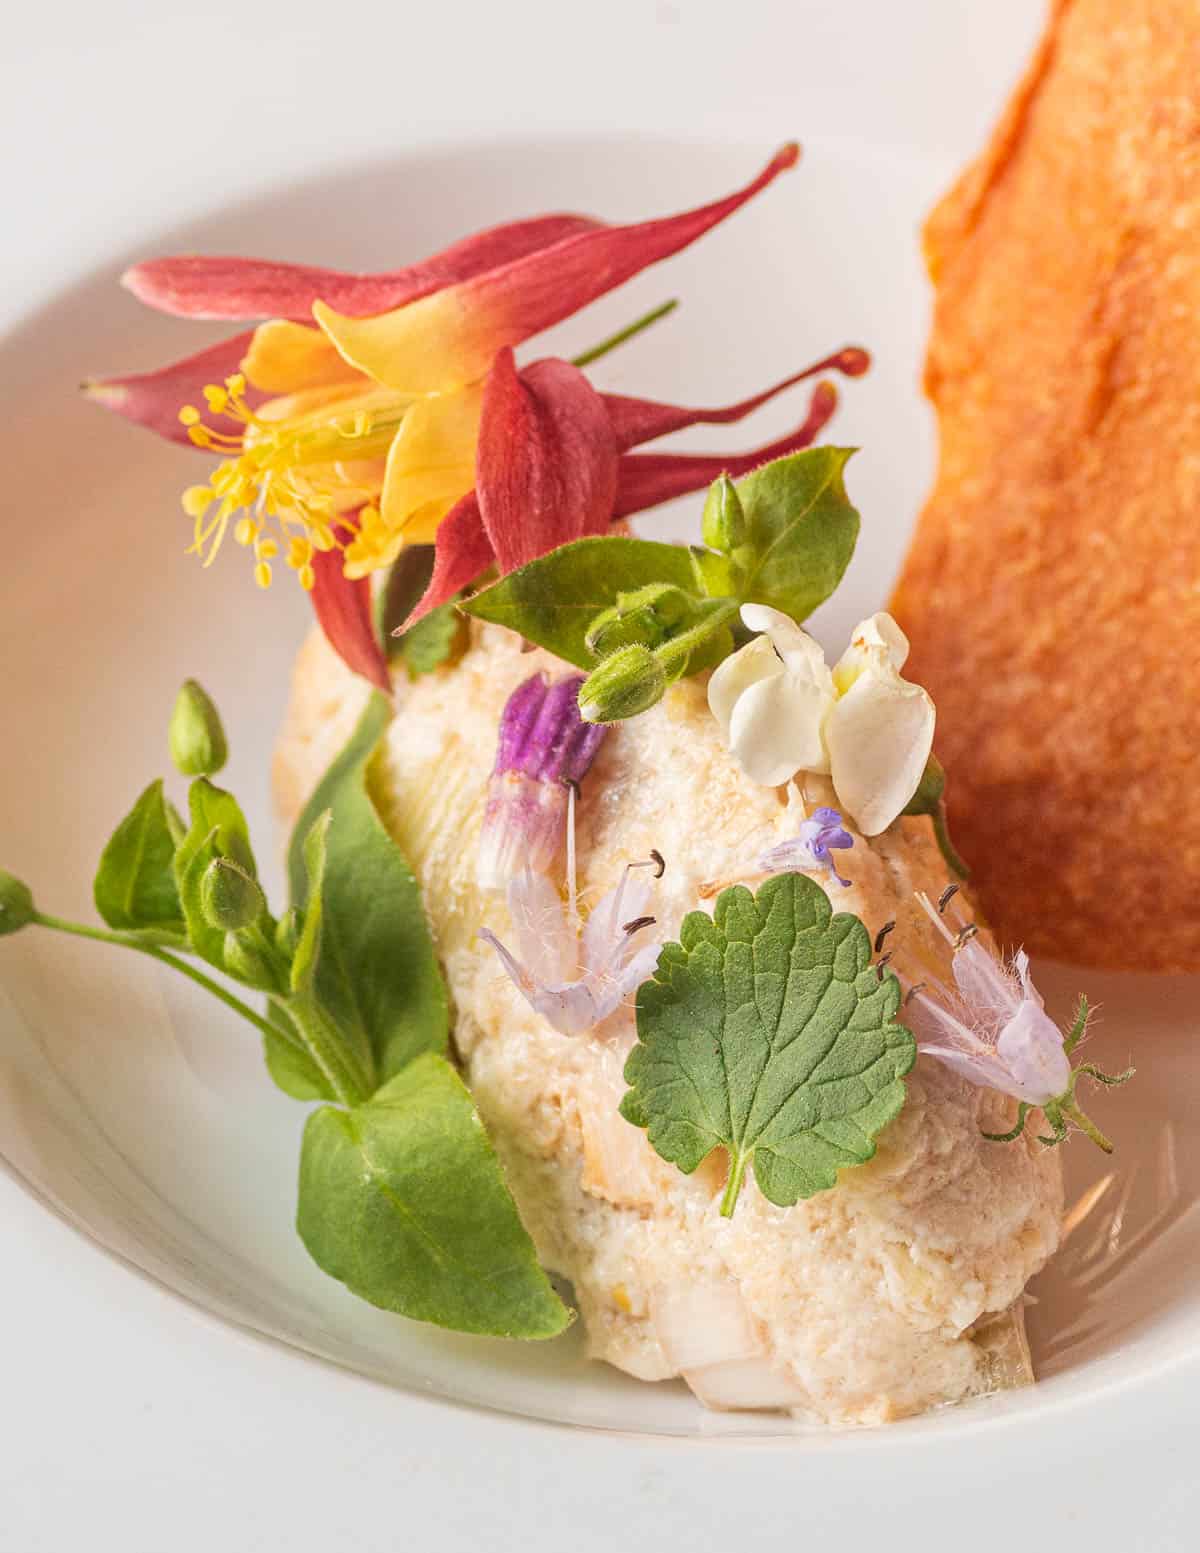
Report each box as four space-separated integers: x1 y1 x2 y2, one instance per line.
612 381 840 518
81 331 260 446
403 493 495 627
313 144 802 396
122 214 605 322
603 347 869 452
476 350 619 573
310 523 391 690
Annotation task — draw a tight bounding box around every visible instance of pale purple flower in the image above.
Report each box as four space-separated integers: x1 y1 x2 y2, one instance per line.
477 673 607 890
757 805 853 888
479 791 664 1037
902 893 1070 1107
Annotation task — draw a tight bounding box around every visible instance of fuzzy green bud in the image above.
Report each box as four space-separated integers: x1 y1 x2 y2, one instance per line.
0 871 36 937
701 474 746 554
902 753 946 816
200 857 265 931
584 583 695 659
169 680 228 777
222 929 280 992
577 644 668 724
274 907 302 960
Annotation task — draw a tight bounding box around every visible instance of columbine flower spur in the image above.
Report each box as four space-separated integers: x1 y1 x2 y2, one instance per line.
899 888 1132 1151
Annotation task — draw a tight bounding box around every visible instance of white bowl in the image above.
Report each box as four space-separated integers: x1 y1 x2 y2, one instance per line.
1 135 1196 1439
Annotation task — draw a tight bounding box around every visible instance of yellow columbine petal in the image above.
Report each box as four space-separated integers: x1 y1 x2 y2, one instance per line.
314 292 490 395
379 381 484 540
241 319 369 396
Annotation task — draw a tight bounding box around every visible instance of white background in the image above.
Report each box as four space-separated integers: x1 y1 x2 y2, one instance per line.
7 2 1194 1548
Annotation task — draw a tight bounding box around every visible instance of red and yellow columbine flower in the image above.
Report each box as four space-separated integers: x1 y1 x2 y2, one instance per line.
87 144 868 688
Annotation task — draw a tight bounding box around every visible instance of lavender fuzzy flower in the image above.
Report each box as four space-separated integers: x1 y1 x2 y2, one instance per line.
757 805 853 888
477 673 607 890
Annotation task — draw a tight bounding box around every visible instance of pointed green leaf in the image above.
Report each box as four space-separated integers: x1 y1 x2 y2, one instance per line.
286 692 448 1084
462 536 704 668
93 780 186 937
297 1053 570 1338
737 446 861 621
621 872 914 1214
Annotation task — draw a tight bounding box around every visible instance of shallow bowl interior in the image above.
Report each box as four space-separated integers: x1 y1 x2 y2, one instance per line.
1 135 1196 1438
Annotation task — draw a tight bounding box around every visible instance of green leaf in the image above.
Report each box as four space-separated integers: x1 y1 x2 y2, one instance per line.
376 546 466 678
737 447 861 621
93 780 186 937
462 536 704 668
173 779 258 972
297 1053 571 1338
621 872 915 1215
286 692 448 1085
263 1004 333 1102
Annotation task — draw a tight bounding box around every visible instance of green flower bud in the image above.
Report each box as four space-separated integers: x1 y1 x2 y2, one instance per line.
0 871 36 937
577 644 668 724
200 857 265 931
701 474 746 554
169 679 228 777
902 753 946 816
584 584 695 658
274 907 302 959
222 929 280 992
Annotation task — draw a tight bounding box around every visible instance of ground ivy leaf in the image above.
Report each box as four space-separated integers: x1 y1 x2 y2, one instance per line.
621 872 914 1215
738 446 861 622
93 779 186 937
297 1053 571 1338
462 536 704 667
286 692 448 1086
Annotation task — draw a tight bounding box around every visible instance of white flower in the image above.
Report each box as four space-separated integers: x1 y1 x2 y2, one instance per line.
707 605 935 835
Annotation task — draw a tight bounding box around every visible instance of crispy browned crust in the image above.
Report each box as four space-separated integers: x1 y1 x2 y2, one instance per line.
892 0 1200 971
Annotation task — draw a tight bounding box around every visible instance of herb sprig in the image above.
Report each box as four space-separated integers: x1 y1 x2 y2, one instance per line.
0 684 569 1339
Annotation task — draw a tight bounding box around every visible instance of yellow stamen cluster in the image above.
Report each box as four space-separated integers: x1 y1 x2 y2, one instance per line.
177 373 404 590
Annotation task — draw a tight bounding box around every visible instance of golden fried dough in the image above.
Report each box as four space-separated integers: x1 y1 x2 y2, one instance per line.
892 0 1200 971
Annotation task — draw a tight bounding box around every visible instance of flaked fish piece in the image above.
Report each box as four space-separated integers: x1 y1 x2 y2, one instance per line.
275 622 1062 1426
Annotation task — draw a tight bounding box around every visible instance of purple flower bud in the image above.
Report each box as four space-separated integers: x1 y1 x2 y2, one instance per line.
478 673 608 890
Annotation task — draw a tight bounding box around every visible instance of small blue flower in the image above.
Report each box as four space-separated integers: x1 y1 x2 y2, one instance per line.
758 805 854 888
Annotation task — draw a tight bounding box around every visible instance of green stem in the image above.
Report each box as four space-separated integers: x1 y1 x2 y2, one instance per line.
931 803 970 880
1061 1100 1114 1154
720 1151 749 1218
571 299 679 368
31 911 278 1041
657 599 740 679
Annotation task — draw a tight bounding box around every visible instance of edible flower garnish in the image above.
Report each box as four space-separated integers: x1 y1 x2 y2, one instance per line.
479 789 664 1037
708 605 935 835
758 806 854 888
900 887 1132 1151
86 146 870 689
477 672 607 890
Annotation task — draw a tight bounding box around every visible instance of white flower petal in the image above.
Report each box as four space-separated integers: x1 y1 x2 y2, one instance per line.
507 872 574 985
728 668 834 786
918 1043 1018 1097
825 666 935 835
832 612 911 695
951 941 1023 1031
996 998 1072 1105
707 635 782 739
741 603 833 686
580 870 652 978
